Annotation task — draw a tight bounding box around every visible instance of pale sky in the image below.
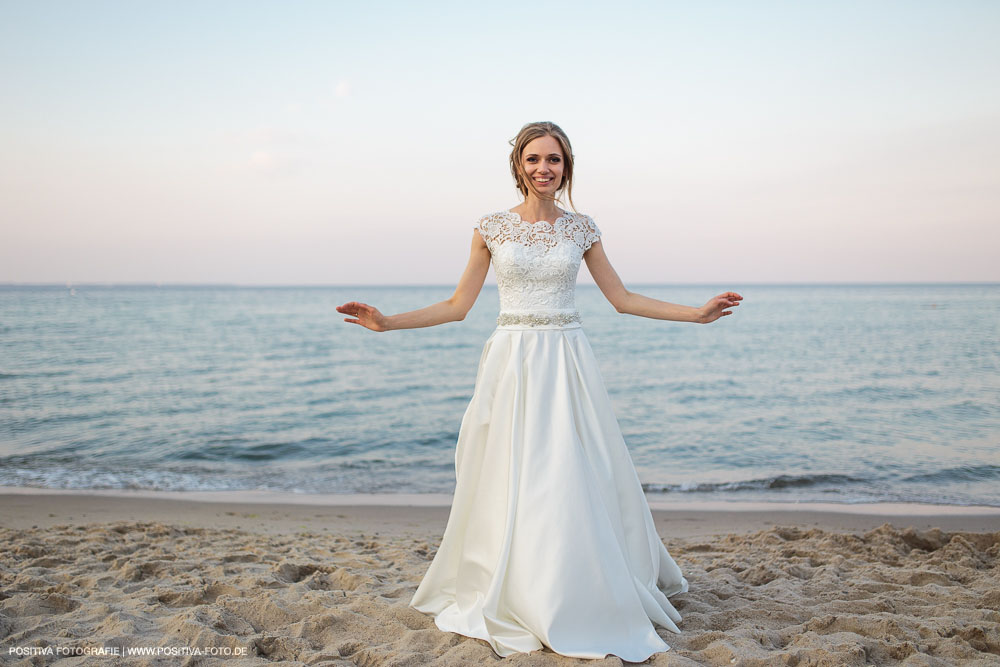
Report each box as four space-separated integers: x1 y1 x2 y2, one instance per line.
2 0 998 285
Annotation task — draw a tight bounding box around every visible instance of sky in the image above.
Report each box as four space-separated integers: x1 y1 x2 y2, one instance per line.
1 0 998 285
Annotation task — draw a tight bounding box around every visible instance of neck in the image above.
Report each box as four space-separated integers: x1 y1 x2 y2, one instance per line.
514 194 563 222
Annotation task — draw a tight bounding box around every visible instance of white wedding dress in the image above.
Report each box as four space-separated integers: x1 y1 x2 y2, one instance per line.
408 210 689 661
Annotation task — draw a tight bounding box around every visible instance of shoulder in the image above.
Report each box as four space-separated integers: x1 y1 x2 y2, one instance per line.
475 210 513 229
474 210 518 238
565 211 601 251
567 211 601 235
473 211 514 250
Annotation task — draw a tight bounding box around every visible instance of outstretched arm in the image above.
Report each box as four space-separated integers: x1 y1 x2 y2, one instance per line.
336 228 491 331
583 238 742 323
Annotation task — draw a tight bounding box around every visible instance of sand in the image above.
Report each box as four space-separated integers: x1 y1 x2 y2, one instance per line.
1 488 999 666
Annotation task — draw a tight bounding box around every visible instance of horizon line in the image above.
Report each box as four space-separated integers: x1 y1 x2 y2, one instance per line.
3 281 999 288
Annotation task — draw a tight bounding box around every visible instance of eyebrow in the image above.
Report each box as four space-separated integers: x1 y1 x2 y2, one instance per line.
525 153 562 157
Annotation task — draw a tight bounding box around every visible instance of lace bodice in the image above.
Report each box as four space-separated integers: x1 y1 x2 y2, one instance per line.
475 210 602 317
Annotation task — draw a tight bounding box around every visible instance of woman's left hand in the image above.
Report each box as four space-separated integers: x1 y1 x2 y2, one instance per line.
699 292 742 323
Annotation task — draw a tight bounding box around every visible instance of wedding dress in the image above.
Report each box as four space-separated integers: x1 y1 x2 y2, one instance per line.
408 210 689 661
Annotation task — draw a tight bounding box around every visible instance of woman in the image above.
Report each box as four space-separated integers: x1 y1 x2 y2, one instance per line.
337 121 742 660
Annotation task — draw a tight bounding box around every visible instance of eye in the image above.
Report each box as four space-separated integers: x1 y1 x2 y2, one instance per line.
526 157 537 163
550 157 561 163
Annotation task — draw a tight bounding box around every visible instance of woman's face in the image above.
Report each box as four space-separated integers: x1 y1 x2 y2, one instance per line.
521 135 565 195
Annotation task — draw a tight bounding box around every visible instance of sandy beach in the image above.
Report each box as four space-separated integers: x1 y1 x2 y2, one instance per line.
2 488 999 665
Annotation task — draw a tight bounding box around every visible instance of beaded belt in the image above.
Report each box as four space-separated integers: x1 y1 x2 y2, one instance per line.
496 310 582 327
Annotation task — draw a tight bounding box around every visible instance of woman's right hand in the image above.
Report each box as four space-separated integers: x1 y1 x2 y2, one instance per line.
336 301 390 332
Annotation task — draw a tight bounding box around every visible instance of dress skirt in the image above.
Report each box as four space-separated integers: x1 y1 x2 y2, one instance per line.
408 320 689 661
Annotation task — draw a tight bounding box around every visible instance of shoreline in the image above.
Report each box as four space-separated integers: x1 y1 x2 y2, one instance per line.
2 484 1000 512
3 486 999 538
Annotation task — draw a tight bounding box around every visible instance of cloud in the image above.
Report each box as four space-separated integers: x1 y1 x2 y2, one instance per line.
334 80 351 98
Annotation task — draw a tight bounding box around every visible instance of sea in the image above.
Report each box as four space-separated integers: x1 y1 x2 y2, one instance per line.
1 283 998 507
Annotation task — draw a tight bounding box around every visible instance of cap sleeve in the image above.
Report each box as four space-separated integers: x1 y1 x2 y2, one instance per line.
475 214 495 254
583 214 602 251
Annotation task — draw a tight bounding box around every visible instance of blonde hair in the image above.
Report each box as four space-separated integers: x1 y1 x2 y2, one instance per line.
508 121 576 212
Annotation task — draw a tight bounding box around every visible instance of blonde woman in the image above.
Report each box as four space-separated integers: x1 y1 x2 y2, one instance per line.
337 121 742 660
